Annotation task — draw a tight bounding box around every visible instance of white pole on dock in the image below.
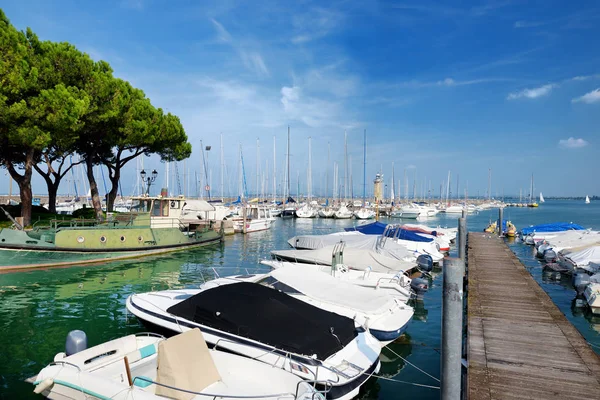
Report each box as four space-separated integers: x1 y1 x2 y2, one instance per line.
441 256 465 400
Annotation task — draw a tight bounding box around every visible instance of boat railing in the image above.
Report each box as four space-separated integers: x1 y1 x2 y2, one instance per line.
131 376 310 399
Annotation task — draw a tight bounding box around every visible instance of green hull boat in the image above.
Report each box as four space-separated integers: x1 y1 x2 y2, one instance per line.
0 211 222 271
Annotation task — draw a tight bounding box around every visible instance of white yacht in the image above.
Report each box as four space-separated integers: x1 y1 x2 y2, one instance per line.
32 329 323 400
126 283 381 400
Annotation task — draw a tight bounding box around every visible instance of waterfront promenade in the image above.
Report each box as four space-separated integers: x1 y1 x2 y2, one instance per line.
467 232 600 399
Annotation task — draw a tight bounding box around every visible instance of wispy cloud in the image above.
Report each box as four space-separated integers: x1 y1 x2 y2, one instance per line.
210 18 232 43
210 19 269 77
396 77 508 89
392 1 512 18
507 84 557 100
558 137 589 149
572 88 600 104
291 7 343 44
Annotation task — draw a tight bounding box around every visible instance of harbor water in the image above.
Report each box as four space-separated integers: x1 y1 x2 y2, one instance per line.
1 200 600 399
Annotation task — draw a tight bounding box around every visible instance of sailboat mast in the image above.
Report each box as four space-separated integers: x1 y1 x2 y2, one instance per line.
530 173 534 203
446 171 451 205
404 169 408 201
256 138 260 200
273 136 276 202
326 142 330 200
363 129 366 206
220 133 224 201
307 137 312 202
391 162 395 205
488 168 491 201
344 130 348 201
286 126 290 201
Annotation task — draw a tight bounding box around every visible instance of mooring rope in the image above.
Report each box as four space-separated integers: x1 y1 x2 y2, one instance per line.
384 346 441 383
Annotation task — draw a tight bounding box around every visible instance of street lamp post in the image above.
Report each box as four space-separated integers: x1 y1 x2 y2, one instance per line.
140 169 158 196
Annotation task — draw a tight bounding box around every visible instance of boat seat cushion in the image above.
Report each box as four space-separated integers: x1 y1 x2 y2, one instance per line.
156 328 221 400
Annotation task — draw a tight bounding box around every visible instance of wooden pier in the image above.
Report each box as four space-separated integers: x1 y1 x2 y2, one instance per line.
467 232 600 399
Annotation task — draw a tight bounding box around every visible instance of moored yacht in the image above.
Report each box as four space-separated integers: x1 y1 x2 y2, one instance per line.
126 282 381 400
32 329 323 400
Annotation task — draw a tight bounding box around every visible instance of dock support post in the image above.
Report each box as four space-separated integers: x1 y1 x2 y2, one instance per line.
498 207 504 237
441 257 464 400
458 217 467 263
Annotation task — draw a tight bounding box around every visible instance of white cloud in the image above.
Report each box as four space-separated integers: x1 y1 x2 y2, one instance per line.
211 19 232 43
514 20 547 28
291 7 343 44
507 84 557 100
572 88 600 104
240 51 269 77
210 19 269 77
395 77 508 89
558 137 589 149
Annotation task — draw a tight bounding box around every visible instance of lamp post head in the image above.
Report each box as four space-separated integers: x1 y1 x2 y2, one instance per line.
205 146 211 151
151 169 158 179
140 169 146 179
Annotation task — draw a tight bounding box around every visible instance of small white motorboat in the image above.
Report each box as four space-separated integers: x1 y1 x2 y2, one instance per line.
443 205 464 214
261 259 426 300
126 283 381 400
231 206 273 233
32 329 323 400
397 205 419 219
201 265 415 345
584 283 600 314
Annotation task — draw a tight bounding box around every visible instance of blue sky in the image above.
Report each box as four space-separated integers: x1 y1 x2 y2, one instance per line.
1 0 599 199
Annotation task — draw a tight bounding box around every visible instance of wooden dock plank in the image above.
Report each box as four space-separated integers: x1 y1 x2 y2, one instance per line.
467 232 600 400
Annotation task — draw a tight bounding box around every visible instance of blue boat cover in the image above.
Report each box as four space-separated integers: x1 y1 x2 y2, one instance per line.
345 222 433 242
521 222 584 235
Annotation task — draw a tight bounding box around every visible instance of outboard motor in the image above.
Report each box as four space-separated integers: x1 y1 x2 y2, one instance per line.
416 254 434 273
524 234 535 245
537 243 550 258
410 275 429 297
65 330 87 356
543 249 557 263
573 271 592 296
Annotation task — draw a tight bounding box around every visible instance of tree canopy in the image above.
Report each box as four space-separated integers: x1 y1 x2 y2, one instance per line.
0 9 191 223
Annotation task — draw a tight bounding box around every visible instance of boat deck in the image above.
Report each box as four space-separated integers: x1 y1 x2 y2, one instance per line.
467 232 600 399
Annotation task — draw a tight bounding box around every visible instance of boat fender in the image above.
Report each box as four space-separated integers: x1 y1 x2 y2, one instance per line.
416 254 433 272
33 378 54 394
65 330 87 356
543 249 557 263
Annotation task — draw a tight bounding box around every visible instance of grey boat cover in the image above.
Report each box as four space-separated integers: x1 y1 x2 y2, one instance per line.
563 245 600 267
287 232 416 261
271 245 415 273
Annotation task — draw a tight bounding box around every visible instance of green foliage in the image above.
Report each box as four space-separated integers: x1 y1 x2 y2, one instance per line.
0 8 192 219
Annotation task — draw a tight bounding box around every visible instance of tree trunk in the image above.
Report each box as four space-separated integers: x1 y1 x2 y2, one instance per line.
47 183 58 214
85 157 104 220
34 165 59 214
6 150 35 226
107 166 120 212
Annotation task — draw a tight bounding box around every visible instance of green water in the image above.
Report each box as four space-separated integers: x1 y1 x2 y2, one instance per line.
1 200 600 399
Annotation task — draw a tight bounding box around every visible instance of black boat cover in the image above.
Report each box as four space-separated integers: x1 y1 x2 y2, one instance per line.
166 282 356 360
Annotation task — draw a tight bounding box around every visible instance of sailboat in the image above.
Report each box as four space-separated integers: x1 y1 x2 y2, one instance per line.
281 128 296 219
296 137 318 218
354 129 375 220
586 195 591 204
539 192 545 203
528 174 538 207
